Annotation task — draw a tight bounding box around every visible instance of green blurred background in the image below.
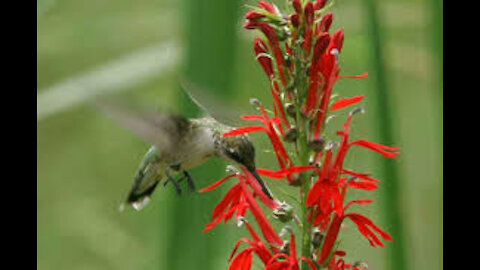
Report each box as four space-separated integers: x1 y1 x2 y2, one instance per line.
37 0 442 269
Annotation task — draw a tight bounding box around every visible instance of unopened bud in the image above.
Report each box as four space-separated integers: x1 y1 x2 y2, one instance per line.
280 240 290 255
289 13 299 28
237 217 246 227
283 126 298 142
250 98 261 107
308 137 325 152
226 165 239 174
289 173 304 186
273 202 294 223
353 262 368 270
312 229 325 248
286 82 296 92
285 103 296 117
349 106 365 117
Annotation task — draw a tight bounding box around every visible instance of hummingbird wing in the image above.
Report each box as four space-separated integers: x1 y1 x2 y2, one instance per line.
180 79 244 127
96 100 188 154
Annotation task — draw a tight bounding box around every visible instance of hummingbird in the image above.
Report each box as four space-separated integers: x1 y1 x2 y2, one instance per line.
98 101 273 211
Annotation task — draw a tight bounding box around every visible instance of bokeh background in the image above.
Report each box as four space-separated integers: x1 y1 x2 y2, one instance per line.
37 0 443 269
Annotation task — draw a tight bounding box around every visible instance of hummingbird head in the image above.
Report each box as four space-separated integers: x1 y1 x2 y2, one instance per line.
220 135 274 199
221 135 256 171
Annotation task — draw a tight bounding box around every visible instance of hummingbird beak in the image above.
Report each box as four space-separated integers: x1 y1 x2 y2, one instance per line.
247 167 274 199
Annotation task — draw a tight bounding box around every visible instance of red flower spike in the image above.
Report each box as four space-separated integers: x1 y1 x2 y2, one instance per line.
331 95 365 111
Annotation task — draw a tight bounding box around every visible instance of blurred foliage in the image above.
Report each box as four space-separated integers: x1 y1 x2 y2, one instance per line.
37 0 442 269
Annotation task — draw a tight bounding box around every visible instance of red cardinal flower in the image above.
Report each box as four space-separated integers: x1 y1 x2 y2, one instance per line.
264 232 317 270
228 221 276 270
201 168 282 246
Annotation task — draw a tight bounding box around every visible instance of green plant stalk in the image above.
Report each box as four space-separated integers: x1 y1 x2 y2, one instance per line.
363 0 407 269
293 54 313 270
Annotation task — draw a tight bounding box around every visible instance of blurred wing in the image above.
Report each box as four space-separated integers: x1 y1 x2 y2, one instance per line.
180 79 244 127
96 100 184 153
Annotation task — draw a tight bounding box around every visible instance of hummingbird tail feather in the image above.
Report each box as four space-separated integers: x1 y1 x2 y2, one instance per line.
127 181 160 210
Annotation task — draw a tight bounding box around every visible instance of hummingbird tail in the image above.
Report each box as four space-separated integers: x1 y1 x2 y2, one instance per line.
126 181 159 211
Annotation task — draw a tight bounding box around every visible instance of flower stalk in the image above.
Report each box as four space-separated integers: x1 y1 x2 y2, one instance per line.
198 1 399 269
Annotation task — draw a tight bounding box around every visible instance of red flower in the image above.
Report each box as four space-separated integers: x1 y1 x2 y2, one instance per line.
319 199 393 264
228 221 275 270
201 169 283 246
264 232 317 270
224 103 293 178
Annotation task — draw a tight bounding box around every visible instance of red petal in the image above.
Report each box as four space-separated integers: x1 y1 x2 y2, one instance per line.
258 1 278 14
314 0 328 10
241 115 265 121
199 173 236 193
345 213 393 244
350 140 400 158
341 169 380 183
343 199 374 213
318 12 333 32
257 168 285 179
348 180 378 191
339 72 369 80
331 95 365 111
211 184 242 219
319 214 343 263
224 126 268 137
240 179 283 245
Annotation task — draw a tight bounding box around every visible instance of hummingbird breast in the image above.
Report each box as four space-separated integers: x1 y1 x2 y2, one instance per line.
168 123 217 170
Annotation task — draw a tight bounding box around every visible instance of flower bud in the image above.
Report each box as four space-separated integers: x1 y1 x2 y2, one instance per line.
353 262 369 270
246 11 265 21
292 0 302 14
289 13 299 28
289 172 304 186
312 229 325 248
285 103 296 118
308 137 325 152
314 0 328 10
273 202 294 223
283 126 298 142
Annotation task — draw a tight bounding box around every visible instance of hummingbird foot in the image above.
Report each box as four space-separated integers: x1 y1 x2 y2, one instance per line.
183 171 196 192
164 171 183 195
